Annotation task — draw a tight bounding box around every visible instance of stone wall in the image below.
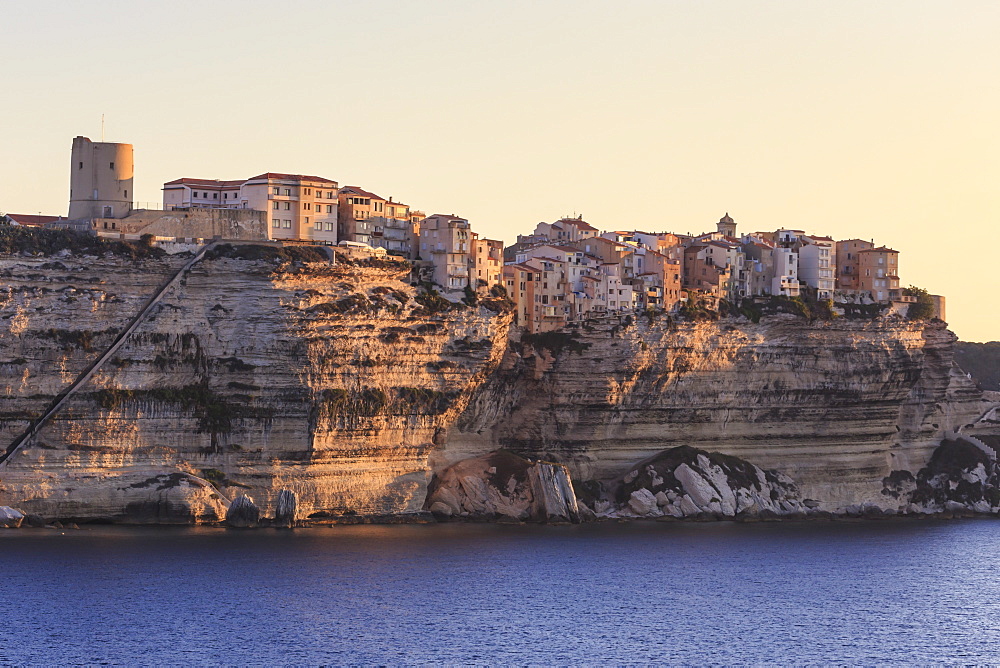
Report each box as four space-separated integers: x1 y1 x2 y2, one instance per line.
92 208 267 241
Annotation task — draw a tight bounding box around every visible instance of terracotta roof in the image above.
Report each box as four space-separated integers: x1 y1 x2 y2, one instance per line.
809 235 834 242
246 172 338 184
859 246 898 253
339 185 385 200
4 213 61 226
556 218 597 231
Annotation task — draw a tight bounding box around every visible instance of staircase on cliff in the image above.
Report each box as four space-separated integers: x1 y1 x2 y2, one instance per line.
0 242 219 466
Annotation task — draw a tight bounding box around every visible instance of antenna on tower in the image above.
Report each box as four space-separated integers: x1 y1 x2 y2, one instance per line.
101 114 105 142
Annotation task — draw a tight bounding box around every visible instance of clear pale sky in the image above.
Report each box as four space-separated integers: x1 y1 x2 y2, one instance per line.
2 1 998 341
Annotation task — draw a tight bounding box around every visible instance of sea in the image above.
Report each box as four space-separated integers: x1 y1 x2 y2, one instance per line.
1 519 999 665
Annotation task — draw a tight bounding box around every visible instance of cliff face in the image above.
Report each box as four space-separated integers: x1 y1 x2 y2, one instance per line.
0 248 511 521
447 316 986 509
0 245 991 521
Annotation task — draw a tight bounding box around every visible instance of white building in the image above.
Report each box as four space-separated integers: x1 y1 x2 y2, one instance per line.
162 172 338 243
797 235 836 299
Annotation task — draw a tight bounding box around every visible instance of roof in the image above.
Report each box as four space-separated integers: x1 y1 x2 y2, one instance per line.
162 177 244 188
719 213 734 223
427 213 467 221
536 243 582 253
859 246 898 253
808 235 834 242
556 218 597 231
339 185 385 200
4 213 61 226
503 262 537 272
246 172 338 185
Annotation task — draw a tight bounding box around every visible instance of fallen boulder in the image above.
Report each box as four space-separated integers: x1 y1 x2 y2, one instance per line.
0 507 24 528
426 450 580 523
226 494 261 528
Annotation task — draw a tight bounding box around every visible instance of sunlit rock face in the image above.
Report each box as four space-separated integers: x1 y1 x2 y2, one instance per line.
0 248 512 522
0 244 993 521
448 316 987 510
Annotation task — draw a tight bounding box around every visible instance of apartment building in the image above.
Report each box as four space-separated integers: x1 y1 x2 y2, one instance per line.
533 217 600 243
472 236 504 291
336 186 417 256
162 172 338 243
797 236 836 299
857 246 900 301
419 214 473 292
835 239 874 291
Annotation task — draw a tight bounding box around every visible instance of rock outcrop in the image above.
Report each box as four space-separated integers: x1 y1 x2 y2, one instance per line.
274 489 297 527
582 446 806 519
0 506 24 528
225 494 260 528
0 239 995 523
448 316 991 510
425 450 580 522
0 245 511 522
884 437 1000 515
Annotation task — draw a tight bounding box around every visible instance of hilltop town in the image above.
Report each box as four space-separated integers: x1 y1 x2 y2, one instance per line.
2 135 942 333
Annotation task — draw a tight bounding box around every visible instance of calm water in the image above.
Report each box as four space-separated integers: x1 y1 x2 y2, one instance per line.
2 520 1000 665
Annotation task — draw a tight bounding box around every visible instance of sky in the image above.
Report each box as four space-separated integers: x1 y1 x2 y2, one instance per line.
2 0 998 341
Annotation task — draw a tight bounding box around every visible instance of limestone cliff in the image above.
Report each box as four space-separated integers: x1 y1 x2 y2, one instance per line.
447 315 990 511
0 244 511 522
0 240 994 522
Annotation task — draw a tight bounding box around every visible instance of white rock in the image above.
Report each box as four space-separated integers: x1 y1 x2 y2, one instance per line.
429 501 453 516
654 491 670 507
678 494 701 515
0 506 24 528
962 463 988 486
674 464 719 509
628 488 659 516
666 503 685 518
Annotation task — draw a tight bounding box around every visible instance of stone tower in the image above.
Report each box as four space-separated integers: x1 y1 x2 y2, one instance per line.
68 136 134 220
717 212 737 237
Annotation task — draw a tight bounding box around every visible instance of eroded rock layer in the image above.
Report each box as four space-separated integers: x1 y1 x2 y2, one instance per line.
0 245 995 522
0 249 511 521
448 316 989 510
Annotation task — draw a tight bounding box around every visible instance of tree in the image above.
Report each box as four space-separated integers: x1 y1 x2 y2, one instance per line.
903 285 935 320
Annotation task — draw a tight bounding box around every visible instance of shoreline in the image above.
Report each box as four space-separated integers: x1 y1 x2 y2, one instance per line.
4 508 999 531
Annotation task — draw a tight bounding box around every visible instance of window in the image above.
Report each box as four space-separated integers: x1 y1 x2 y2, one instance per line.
325 222 333 231
327 191 333 199
326 205 333 213
304 203 311 211
315 221 322 230
213 193 218 199
124 190 127 198
284 188 291 196
305 188 311 195
110 162 114 169
79 162 83 169
283 220 291 229
273 219 281 228
284 202 291 210
305 217 310 226
273 187 280 196
273 201 280 210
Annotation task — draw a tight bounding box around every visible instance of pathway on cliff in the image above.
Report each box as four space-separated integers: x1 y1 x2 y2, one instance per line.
0 242 219 466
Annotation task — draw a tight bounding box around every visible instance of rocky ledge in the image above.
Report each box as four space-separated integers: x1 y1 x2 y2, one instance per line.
424 450 580 523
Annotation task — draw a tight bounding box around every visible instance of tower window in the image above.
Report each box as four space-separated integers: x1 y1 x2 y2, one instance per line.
79 162 83 169
110 162 115 169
